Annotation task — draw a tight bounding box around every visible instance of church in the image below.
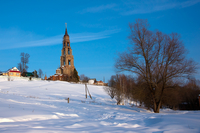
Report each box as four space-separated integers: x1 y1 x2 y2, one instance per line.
48 24 78 81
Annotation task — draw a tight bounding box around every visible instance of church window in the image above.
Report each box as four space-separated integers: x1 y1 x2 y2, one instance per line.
64 43 65 47
68 60 71 65
63 49 65 55
67 42 69 46
63 58 66 65
68 48 70 55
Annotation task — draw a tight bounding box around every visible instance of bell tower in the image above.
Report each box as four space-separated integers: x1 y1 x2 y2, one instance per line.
60 23 75 77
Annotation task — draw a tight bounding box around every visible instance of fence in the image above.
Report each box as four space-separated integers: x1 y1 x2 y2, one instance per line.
0 76 42 81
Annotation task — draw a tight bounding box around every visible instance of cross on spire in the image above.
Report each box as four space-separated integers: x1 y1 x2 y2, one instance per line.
65 23 69 36
65 23 67 29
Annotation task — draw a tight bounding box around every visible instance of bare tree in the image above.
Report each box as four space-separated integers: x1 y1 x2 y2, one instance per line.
104 75 118 99
115 19 197 113
33 70 38 78
104 86 115 99
17 62 23 73
38 69 43 79
80 74 90 83
18 52 30 73
180 78 200 110
105 74 135 105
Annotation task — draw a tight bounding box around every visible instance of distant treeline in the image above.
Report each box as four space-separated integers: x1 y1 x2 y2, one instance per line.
105 74 200 110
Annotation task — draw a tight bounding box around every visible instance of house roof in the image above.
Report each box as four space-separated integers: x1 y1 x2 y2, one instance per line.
9 71 21 73
7 67 21 73
89 78 96 81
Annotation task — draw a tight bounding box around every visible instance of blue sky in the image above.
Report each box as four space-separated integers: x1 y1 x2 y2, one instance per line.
0 0 200 81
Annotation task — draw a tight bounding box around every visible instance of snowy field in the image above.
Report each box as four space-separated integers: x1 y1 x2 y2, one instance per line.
0 77 200 133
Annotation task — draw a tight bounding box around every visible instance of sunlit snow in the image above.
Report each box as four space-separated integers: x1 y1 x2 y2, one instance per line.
0 77 200 132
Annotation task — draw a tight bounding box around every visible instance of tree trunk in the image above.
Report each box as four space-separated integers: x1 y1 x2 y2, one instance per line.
153 100 162 113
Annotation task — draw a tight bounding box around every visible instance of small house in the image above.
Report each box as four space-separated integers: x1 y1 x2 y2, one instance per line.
96 80 105 86
88 79 96 85
3 67 21 77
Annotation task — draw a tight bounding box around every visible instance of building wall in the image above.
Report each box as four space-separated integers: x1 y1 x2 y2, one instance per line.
56 69 61 74
2 72 21 77
62 65 74 76
8 72 21 77
48 75 68 81
88 79 95 84
3 73 8 76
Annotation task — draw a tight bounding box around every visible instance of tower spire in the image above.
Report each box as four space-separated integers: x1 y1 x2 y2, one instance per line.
65 23 69 36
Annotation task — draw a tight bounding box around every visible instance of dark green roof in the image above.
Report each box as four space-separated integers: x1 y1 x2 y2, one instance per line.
25 72 34 76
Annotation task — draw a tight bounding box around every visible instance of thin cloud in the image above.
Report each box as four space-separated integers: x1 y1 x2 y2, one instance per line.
79 0 200 15
0 29 120 50
122 0 200 15
81 3 116 13
70 29 120 43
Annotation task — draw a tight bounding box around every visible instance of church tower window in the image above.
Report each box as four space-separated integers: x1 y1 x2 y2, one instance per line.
68 60 71 65
67 42 69 46
63 49 65 55
63 59 66 66
68 48 70 55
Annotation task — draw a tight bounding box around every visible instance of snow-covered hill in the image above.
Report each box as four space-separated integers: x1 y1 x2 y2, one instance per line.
0 78 200 133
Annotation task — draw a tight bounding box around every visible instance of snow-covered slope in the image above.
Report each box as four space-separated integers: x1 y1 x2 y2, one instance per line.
0 78 200 133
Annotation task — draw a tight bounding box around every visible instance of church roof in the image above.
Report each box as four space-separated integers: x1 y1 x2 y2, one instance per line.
64 23 69 36
65 28 69 36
